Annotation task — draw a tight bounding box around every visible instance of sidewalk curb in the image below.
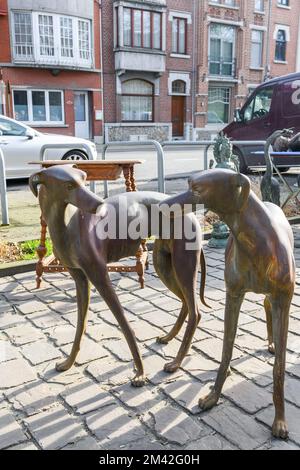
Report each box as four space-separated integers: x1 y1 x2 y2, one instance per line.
1 218 300 278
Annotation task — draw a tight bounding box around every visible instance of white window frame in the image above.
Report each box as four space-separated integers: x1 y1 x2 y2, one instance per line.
208 23 236 77
12 10 92 68
251 29 264 68
12 89 65 125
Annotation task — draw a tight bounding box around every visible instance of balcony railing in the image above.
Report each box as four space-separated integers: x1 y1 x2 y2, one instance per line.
13 45 94 70
208 57 237 78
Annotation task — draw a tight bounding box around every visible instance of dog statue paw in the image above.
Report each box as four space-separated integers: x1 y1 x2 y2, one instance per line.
164 361 180 373
198 390 220 411
272 419 289 440
156 335 170 345
268 343 275 355
131 374 146 388
56 359 74 372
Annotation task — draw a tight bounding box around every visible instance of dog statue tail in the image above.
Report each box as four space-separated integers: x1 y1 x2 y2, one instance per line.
200 250 210 309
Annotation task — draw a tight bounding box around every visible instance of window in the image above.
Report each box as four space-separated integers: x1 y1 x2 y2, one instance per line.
208 87 230 124
12 12 33 59
13 90 64 124
209 24 235 77
251 30 263 68
255 0 264 11
121 80 153 122
172 80 186 94
12 11 92 67
122 8 162 49
275 29 287 61
172 17 187 54
0 117 26 136
278 0 289 6
243 87 274 122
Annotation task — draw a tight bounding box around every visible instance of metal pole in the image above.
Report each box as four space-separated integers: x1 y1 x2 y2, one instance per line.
0 148 9 226
101 143 109 198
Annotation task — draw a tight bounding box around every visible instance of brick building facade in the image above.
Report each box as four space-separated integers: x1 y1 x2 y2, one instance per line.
0 0 103 143
1 0 299 143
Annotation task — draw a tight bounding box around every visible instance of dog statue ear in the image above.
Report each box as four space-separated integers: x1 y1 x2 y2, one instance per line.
234 173 251 211
29 171 44 197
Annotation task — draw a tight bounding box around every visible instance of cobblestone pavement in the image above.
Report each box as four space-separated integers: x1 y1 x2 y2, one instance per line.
1 234 300 451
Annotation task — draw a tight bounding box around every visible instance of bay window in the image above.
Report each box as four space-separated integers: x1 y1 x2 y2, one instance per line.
12 11 92 67
121 80 153 122
13 90 64 124
121 8 162 50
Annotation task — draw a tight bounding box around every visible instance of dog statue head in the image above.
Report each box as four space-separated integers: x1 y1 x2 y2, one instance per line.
160 169 251 218
29 165 104 214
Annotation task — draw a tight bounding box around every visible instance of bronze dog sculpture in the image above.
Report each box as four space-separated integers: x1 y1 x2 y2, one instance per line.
29 165 208 386
161 169 295 439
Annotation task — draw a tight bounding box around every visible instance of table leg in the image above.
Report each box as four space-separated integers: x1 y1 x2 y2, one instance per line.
36 215 48 289
136 244 145 289
123 166 132 192
141 239 149 270
130 166 137 192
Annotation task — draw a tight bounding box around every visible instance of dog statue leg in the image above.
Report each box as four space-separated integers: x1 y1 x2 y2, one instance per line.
199 292 244 410
264 297 275 354
85 266 146 387
56 268 90 372
270 294 291 440
157 305 188 345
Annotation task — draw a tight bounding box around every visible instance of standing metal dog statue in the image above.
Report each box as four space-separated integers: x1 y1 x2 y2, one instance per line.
29 165 208 387
161 169 295 439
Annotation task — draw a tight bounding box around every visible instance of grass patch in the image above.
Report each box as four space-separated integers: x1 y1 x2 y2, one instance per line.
19 239 53 260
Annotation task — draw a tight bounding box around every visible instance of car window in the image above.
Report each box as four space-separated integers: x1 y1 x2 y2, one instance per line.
243 87 274 122
0 118 27 136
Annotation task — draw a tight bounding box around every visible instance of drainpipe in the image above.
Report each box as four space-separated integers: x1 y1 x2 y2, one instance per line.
264 0 272 82
98 0 105 145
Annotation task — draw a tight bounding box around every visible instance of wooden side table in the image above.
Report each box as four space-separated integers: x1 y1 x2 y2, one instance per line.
29 160 149 289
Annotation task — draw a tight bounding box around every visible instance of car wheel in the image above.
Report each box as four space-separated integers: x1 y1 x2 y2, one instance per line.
233 148 248 174
62 150 89 161
278 167 290 173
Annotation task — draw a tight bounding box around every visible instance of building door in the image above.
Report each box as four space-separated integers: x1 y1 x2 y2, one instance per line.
74 92 90 139
172 96 185 138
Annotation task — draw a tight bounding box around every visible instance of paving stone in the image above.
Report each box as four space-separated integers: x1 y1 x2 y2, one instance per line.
0 282 23 293
201 403 270 450
89 298 110 313
283 375 300 408
4 380 59 416
231 356 274 387
86 323 121 342
0 408 27 449
60 379 116 415
24 405 86 450
0 358 36 389
201 318 226 339
8 441 38 450
146 337 192 361
142 353 185 385
150 297 182 313
181 355 218 383
21 340 61 365
0 339 20 363
86 405 147 449
123 299 155 316
205 289 226 302
115 277 141 291
16 300 48 314
287 333 300 354
50 300 77 314
112 382 160 412
240 320 268 340
193 337 244 363
0 312 27 330
62 436 101 450
185 433 236 450
121 438 167 450
256 403 300 446
0 301 13 313
130 320 163 342
87 357 134 386
235 333 270 359
38 362 83 385
30 311 67 329
162 377 203 414
46 325 77 346
259 440 300 451
143 402 208 446
221 373 273 414
5 324 45 346
60 337 108 365
141 311 179 328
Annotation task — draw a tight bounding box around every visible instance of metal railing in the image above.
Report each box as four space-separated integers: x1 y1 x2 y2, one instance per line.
0 148 9 226
101 140 165 197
